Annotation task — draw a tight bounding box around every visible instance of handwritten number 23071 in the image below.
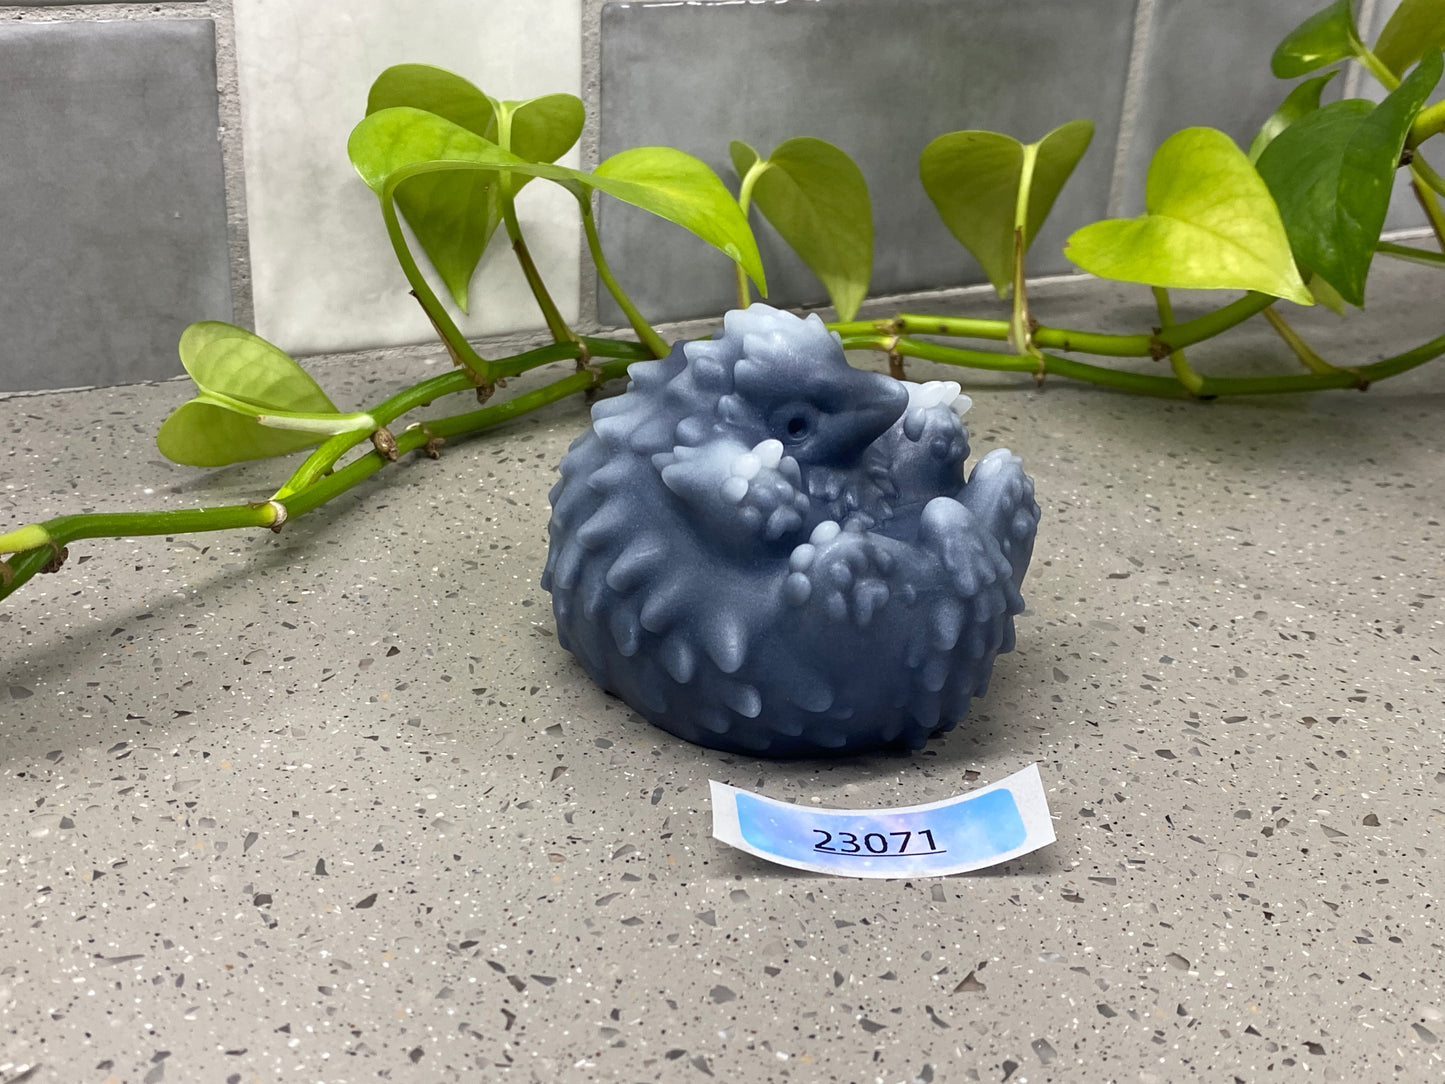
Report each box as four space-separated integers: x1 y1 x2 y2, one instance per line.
812 828 941 855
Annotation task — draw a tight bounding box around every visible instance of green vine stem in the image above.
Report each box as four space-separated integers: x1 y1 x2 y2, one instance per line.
1260 306 1365 386
1414 154 1445 199
502 202 578 346
1150 287 1205 394
0 354 640 602
7 302 1445 603
1411 171 1445 249
831 290 1277 358
580 196 669 358
1354 38 1401 92
1377 239 1445 267
1411 100 1445 146
273 337 650 502
836 327 1445 398
378 164 501 383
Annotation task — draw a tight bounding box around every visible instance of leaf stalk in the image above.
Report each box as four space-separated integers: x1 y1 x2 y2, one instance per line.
734 158 771 310
580 197 669 358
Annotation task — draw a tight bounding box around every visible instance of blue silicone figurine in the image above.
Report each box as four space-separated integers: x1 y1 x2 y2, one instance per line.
542 305 1039 756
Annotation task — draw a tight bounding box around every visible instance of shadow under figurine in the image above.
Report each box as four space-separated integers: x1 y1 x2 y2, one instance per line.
542 305 1040 757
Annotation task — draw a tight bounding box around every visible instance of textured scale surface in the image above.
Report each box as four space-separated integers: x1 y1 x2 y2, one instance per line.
541 305 1040 756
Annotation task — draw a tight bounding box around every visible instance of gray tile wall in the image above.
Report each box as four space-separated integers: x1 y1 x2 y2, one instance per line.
0 18 232 392
597 0 1135 323
0 0 1436 390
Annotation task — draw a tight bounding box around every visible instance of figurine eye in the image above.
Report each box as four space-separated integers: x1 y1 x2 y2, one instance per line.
774 404 817 444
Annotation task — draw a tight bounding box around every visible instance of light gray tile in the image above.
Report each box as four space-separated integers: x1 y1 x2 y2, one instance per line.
0 20 231 391
1118 0 1335 215
233 0 582 356
598 0 1136 324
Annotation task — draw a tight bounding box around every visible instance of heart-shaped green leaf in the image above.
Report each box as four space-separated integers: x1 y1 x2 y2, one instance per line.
350 106 520 191
367 64 497 136
1248 71 1338 162
364 66 501 312
730 137 871 320
350 107 766 292
1256 50 1442 305
1272 0 1358 78
157 401 331 467
157 323 355 467
503 93 585 168
178 322 338 412
1065 127 1311 304
919 119 1093 296
360 71 586 314
1374 0 1445 76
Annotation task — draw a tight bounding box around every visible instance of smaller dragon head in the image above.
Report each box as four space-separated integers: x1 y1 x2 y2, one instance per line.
683 306 908 468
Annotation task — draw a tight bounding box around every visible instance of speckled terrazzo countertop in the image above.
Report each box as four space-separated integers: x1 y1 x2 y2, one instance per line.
3 265 1444 1083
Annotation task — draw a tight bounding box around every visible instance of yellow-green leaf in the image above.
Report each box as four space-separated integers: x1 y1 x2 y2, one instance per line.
365 66 501 312
731 137 872 320
594 146 766 294
920 119 1093 296
158 323 348 467
349 108 765 292
1065 128 1311 304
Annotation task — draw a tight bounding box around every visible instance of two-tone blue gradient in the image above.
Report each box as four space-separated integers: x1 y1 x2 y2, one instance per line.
733 786 1026 877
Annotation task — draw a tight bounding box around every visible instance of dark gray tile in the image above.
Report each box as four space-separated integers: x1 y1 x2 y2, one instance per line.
1118 0 1335 215
0 20 231 391
597 0 1136 324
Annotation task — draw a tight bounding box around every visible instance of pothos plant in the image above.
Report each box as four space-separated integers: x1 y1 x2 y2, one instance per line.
2 0 1444 603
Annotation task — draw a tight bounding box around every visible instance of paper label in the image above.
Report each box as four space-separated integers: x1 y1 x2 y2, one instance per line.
709 764 1054 879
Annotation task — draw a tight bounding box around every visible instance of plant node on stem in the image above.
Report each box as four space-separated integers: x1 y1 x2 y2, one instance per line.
879 335 905 379
264 499 289 533
1151 287 1206 396
420 429 446 459
1006 226 1047 385
371 428 400 461
40 544 68 575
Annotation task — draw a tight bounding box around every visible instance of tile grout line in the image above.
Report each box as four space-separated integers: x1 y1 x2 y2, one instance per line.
577 0 609 334
208 0 255 333
1106 0 1155 219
